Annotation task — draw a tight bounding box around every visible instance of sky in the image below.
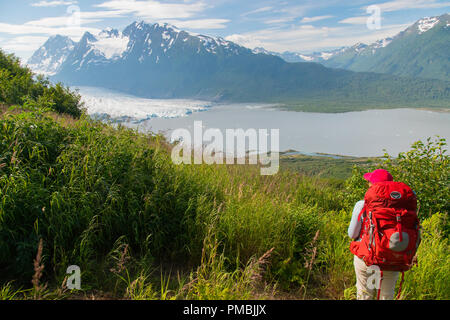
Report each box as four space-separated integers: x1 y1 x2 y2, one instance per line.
0 0 449 61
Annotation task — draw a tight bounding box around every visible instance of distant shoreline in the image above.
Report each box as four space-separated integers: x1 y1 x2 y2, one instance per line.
414 107 450 113
276 104 450 114
280 150 381 160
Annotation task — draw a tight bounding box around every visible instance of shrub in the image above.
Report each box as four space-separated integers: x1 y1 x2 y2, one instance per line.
380 136 449 219
0 49 83 118
343 137 449 220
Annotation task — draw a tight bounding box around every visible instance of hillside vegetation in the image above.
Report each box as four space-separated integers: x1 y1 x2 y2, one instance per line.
0 50 448 300
0 50 82 118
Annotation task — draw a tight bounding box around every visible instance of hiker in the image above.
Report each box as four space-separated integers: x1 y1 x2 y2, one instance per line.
347 169 420 300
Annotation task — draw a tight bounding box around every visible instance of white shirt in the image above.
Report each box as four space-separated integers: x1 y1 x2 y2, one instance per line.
348 200 365 239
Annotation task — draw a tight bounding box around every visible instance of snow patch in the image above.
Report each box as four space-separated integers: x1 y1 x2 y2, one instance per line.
381 38 392 47
162 31 171 41
373 38 392 48
320 52 334 60
90 31 129 59
417 17 440 34
298 54 314 61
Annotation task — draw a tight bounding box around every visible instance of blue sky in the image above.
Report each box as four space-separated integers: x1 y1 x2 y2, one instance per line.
1 0 449 61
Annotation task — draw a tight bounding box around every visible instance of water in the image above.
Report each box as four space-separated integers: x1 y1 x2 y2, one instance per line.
76 86 450 157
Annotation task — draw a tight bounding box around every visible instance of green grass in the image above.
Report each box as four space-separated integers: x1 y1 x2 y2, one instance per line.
279 152 377 180
0 50 448 300
1 107 447 300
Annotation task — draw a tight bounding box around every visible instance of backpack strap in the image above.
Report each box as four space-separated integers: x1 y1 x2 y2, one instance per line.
396 209 408 243
376 270 383 300
357 204 366 222
356 204 367 240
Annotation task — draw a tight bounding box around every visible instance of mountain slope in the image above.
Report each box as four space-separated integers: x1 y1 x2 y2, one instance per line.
266 14 449 82
339 14 450 81
27 35 75 76
27 21 450 109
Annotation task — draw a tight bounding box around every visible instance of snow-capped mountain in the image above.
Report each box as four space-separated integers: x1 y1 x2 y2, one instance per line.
64 28 129 72
27 20 262 99
326 13 450 81
27 20 449 105
31 21 246 76
27 35 75 75
253 41 390 65
258 13 449 81
252 47 347 63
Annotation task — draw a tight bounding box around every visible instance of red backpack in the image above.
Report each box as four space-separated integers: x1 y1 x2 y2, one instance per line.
350 181 421 272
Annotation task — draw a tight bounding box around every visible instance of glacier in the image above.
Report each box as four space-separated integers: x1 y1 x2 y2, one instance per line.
75 86 213 123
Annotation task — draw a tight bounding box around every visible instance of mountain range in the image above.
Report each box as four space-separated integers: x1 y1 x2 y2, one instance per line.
27 18 450 109
257 14 449 82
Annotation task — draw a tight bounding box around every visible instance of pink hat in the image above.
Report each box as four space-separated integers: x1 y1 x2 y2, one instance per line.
363 169 393 184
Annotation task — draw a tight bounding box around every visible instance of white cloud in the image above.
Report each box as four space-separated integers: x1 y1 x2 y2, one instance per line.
300 15 334 23
24 17 100 28
93 1 227 29
366 0 450 12
252 4 314 26
95 0 207 20
0 22 100 40
339 16 370 25
0 21 101 60
31 1 77 7
277 4 310 17
264 17 295 25
242 6 273 17
225 22 411 53
0 35 56 61
225 33 258 48
1 36 49 51
165 19 230 29
339 1 449 28
23 10 127 28
226 25 334 52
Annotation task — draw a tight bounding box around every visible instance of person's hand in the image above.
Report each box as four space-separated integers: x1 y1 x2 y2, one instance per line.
411 255 418 267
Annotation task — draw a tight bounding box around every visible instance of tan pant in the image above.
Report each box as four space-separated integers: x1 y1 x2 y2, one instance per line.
353 255 399 300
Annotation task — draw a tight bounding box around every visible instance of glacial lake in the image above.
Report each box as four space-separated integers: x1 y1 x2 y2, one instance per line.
76 86 450 157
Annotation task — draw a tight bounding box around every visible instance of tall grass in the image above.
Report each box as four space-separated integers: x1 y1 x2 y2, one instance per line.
399 213 449 300
1 50 448 300
1 107 448 300
0 108 339 296
0 110 221 285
